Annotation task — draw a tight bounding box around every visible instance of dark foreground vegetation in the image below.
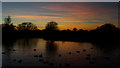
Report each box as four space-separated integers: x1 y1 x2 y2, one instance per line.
2 23 120 43
2 16 120 42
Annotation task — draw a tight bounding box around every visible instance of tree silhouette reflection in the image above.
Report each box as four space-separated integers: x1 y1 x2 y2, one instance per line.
45 41 58 55
16 38 38 49
2 39 16 56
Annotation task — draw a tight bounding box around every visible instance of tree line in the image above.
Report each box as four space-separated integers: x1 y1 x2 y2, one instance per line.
2 16 120 42
2 21 59 31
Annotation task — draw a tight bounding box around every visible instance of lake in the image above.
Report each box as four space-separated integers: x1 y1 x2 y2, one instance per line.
2 38 120 68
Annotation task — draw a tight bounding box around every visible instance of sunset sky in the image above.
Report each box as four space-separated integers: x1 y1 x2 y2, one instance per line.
2 0 120 2
2 2 118 30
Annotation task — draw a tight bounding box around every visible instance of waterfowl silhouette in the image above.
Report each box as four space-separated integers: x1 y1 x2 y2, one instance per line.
34 55 38 57
2 52 5 54
91 48 94 49
68 52 72 55
18 60 22 63
13 49 16 51
76 51 80 53
83 49 86 52
59 54 62 57
33 49 36 51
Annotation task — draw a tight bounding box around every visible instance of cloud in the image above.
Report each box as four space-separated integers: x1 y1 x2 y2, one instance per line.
39 3 117 20
12 15 62 20
2 2 118 30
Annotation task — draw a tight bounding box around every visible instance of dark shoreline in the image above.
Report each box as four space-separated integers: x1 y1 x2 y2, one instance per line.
3 30 120 44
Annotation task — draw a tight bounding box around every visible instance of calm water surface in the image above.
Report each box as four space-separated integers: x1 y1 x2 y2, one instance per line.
2 38 120 67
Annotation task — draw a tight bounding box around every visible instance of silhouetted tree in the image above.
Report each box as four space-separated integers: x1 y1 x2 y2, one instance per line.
73 28 77 31
2 23 16 31
45 21 59 31
3 16 16 31
17 22 38 31
67 29 71 31
96 23 119 32
4 16 11 24
78 29 85 32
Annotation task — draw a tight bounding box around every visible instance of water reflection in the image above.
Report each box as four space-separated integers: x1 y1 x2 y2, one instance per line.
2 38 120 68
92 42 120 53
45 41 58 55
2 39 16 56
16 38 38 50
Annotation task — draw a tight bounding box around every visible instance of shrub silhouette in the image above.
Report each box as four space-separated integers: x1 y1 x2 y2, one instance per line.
2 23 16 32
